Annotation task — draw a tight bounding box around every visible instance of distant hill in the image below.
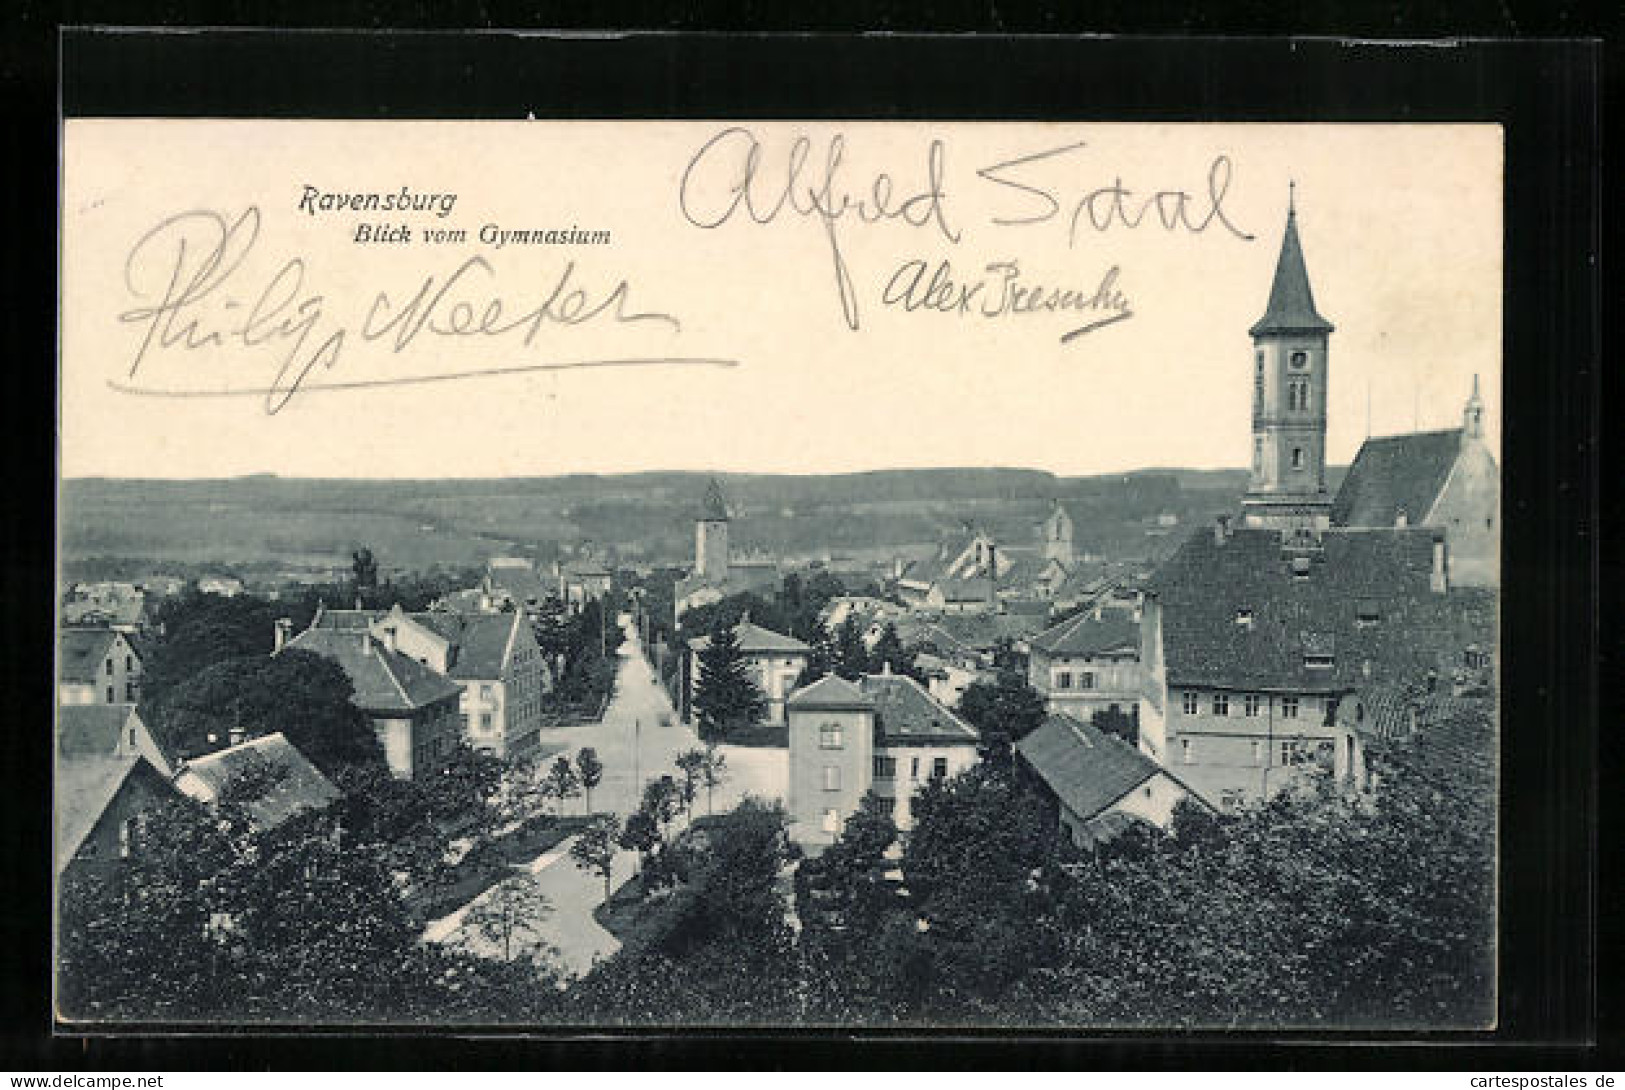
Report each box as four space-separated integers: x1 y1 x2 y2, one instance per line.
59 466 1344 581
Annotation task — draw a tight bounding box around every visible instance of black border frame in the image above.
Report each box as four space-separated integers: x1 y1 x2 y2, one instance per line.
2 24 1607 1070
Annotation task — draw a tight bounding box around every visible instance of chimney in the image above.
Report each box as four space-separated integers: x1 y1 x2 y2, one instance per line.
1213 514 1231 545
1395 508 1409 529
272 617 292 654
381 624 398 654
1430 535 1449 594
228 726 246 747
881 660 893 676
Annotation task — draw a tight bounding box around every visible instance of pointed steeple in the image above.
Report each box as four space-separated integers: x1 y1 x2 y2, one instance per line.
1249 191 1334 337
700 477 730 522
1462 373 1485 440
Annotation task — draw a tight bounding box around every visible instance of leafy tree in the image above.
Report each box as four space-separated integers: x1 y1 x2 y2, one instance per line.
674 748 707 820
351 547 379 608
641 776 684 842
957 667 1047 765
691 620 767 743
618 809 661 879
570 815 620 904
575 747 605 813
461 875 554 965
698 746 729 816
146 649 380 774
141 589 309 709
542 755 582 815
869 622 914 678
832 615 870 681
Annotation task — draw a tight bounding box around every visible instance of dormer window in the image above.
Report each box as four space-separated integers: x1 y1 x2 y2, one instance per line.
1234 608 1255 628
1304 652 1334 669
1356 600 1381 627
1291 556 1312 579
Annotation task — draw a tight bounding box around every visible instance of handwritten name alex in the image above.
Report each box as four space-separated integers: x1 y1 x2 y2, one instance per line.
115 207 725 414
678 127 1254 337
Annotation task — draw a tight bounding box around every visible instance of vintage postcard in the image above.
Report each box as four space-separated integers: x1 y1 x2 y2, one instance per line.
57 119 1501 1028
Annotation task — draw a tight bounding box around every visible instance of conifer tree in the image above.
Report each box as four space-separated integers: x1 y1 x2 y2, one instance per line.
692 620 767 744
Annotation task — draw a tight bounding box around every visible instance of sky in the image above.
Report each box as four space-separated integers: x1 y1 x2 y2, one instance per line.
61 121 1501 480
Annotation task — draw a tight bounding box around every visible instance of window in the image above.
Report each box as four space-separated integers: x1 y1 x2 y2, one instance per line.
1251 740 1264 765
128 727 136 746
1281 696 1300 719
823 766 841 791
1212 693 1229 716
820 722 843 749
125 683 136 700
911 757 921 780
1245 693 1261 717
1220 789 1246 813
479 712 493 732
1180 738 1192 764
105 686 115 703
1253 438 1263 471
125 655 133 671
104 659 113 676
1290 350 1308 369
1280 741 1299 765
1253 354 1265 413
119 817 136 858
1079 672 1095 690
821 809 840 835
873 755 896 780
932 757 948 779
1181 691 1199 715
1291 447 1306 469
1055 671 1072 690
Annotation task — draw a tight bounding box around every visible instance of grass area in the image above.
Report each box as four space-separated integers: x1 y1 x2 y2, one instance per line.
407 813 597 923
592 871 678 953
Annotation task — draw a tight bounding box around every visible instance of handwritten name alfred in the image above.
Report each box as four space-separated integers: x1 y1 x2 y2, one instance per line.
678 127 1252 336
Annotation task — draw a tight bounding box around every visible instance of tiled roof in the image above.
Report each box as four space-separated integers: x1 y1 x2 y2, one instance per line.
57 704 141 758
286 627 462 712
1029 610 1141 658
860 673 978 745
788 675 875 711
63 595 146 627
1331 428 1464 528
55 755 172 873
1017 713 1165 821
1249 205 1334 337
310 608 375 630
410 611 517 680
688 620 810 655
180 732 342 831
59 628 121 683
1146 526 1455 692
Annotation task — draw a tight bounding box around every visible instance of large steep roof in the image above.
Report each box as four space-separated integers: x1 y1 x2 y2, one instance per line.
1330 428 1464 528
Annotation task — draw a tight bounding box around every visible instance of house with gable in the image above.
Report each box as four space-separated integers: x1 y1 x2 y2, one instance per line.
58 627 144 706
683 617 811 726
283 613 464 780
1017 713 1211 848
785 670 980 849
57 703 174 777
1137 518 1464 812
55 754 181 878
1025 607 1144 723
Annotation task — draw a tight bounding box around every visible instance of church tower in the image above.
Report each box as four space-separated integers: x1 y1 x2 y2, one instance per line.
1041 500 1074 568
695 477 731 580
1243 188 1335 530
